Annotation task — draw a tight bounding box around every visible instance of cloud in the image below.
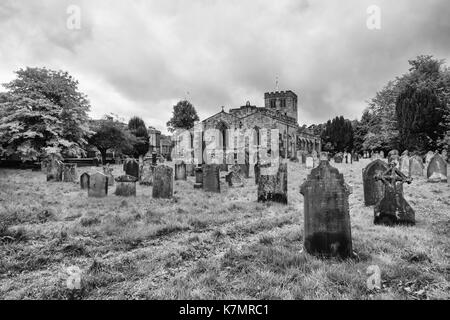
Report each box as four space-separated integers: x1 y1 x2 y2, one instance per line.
0 0 449 133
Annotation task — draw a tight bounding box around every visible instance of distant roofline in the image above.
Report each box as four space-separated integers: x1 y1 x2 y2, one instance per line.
264 90 297 98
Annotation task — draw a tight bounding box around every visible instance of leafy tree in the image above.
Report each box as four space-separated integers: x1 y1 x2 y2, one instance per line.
321 116 354 153
128 116 149 160
166 100 199 132
88 117 135 164
0 67 92 161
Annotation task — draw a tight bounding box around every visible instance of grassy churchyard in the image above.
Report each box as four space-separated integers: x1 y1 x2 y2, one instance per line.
0 159 449 300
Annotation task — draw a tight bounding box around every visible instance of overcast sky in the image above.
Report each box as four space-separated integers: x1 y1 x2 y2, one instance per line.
0 0 449 134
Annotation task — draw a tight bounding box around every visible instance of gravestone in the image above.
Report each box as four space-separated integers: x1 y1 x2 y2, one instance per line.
62 164 77 183
388 150 399 163
80 173 90 189
334 153 343 164
305 156 314 169
399 154 410 176
425 151 434 169
442 149 448 162
363 159 389 206
374 163 415 226
124 159 139 179
103 165 114 186
88 172 108 198
115 175 138 197
254 162 261 185
152 152 158 166
140 163 154 186
257 162 288 204
301 153 307 164
427 154 448 183
225 164 244 187
175 161 187 181
46 158 63 182
194 166 203 189
186 163 195 177
380 151 385 159
203 164 220 193
409 155 424 177
300 160 353 259
152 165 173 199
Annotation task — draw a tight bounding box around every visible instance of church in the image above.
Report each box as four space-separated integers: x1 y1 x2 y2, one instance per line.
173 90 321 164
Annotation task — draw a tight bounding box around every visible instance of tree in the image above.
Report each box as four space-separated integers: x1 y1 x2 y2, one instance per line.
0 67 92 161
166 100 199 132
88 117 135 164
128 116 149 160
321 116 354 153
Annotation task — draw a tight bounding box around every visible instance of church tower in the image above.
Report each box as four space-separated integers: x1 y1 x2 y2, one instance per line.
264 90 298 122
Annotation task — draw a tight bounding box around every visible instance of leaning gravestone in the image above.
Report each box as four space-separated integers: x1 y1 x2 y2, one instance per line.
194 166 203 189
363 159 389 206
152 165 173 199
300 160 353 259
399 154 410 176
124 159 139 179
409 155 424 177
305 156 314 169
62 164 77 183
427 154 448 183
203 164 220 193
80 173 90 189
175 162 187 181
115 175 138 197
257 162 288 204
103 165 114 186
374 163 415 226
88 172 108 198
46 158 63 182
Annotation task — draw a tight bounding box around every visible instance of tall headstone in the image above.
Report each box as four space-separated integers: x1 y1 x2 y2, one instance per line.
186 163 195 177
103 165 114 186
427 154 448 183
124 159 139 179
88 172 108 198
203 164 220 193
115 175 138 197
62 164 77 183
305 156 314 169
300 160 353 259
152 165 173 199
46 158 63 182
175 161 187 181
254 162 261 185
80 173 90 189
425 151 434 169
257 162 288 204
399 154 410 176
301 153 307 164
409 155 424 177
194 166 203 189
363 159 389 206
140 163 154 186
152 152 158 166
374 163 415 226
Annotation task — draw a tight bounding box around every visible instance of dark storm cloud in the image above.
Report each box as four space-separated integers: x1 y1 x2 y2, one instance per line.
0 0 449 133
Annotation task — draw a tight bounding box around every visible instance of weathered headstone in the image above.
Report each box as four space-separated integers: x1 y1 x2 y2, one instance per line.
62 164 77 183
442 149 448 163
140 163 154 186
80 173 90 189
194 166 203 189
88 172 108 198
186 163 195 177
427 154 448 183
152 165 173 199
103 165 114 186
115 175 138 197
175 161 187 181
152 152 158 166
305 156 314 169
399 154 410 176
334 153 343 164
425 151 434 169
301 153 307 164
374 163 415 226
203 164 220 193
300 160 353 259
124 159 139 179
46 158 63 182
363 159 389 206
257 162 288 204
409 155 424 177
225 164 244 187
380 151 385 159
254 162 261 185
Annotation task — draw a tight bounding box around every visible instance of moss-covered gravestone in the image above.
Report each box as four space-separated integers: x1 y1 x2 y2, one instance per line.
257 162 288 204
374 163 415 226
175 162 187 181
88 172 108 198
152 165 173 199
203 164 220 193
300 160 353 259
115 175 138 197
80 173 90 189
427 154 448 183
363 159 388 206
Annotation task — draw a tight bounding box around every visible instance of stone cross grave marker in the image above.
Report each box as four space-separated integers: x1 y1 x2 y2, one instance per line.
363 159 389 206
152 165 173 199
300 160 353 259
427 154 448 183
88 172 108 198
